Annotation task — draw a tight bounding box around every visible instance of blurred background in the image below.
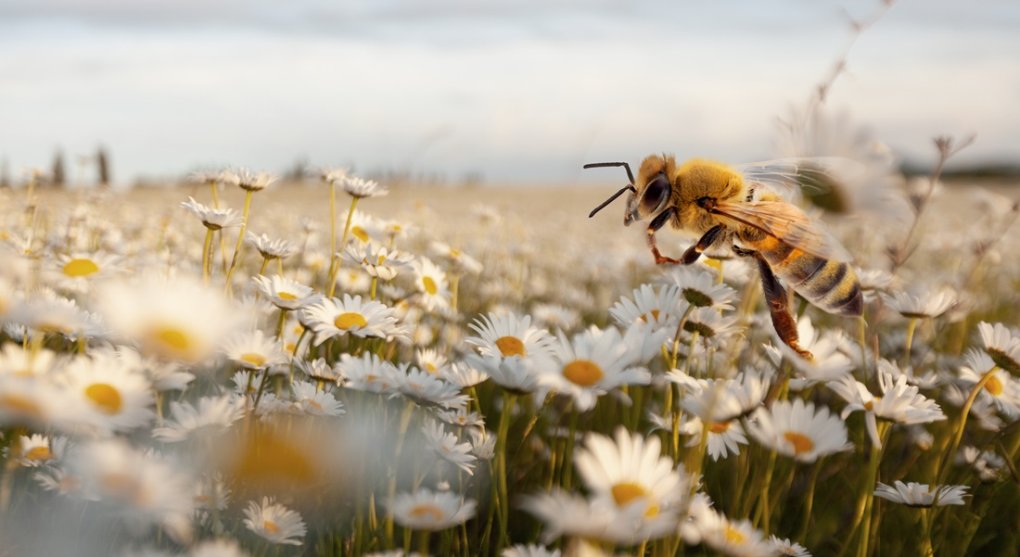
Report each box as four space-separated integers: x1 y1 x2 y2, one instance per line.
1 0 1018 188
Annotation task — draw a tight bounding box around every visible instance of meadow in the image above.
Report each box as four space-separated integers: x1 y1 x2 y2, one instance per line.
0 157 1018 557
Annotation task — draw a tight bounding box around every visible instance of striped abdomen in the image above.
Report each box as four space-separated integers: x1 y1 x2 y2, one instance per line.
741 233 863 316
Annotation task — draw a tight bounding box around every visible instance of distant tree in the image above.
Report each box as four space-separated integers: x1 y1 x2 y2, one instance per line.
52 149 66 188
97 147 111 188
0 157 9 189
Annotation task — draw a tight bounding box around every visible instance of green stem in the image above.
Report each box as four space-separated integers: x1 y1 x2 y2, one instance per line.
495 392 516 551
904 318 918 364
202 228 214 284
224 190 254 294
327 197 359 298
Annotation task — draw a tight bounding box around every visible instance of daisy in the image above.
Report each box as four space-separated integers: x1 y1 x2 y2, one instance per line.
72 439 195 542
535 326 650 411
301 294 402 345
574 427 691 520
190 539 250 557
336 352 401 394
502 545 562 557
342 209 384 244
0 342 60 377
336 267 372 294
857 268 895 302
436 407 485 429
252 275 317 310
0 375 79 430
430 241 484 275
180 197 243 230
768 316 854 382
416 348 450 375
468 427 496 460
341 175 388 199
342 242 413 281
609 283 685 330
13 434 68 467
97 275 238 364
442 361 488 388
882 286 956 319
678 371 771 423
59 351 155 433
295 357 343 385
828 361 945 449
152 395 245 443
769 536 812 557
978 321 1020 375
422 419 478 475
389 488 477 530
49 251 123 292
521 490 674 545
661 266 737 310
246 232 297 260
290 381 345 417
221 329 289 371
221 168 275 192
873 481 968 507
395 366 469 409
681 307 741 342
466 311 553 361
748 399 850 463
681 416 749 461
531 303 580 331
243 497 307 545
699 513 775 557
8 293 101 338
959 349 1020 419
411 257 451 311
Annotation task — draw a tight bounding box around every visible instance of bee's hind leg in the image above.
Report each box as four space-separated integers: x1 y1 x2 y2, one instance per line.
746 250 814 360
681 224 726 264
647 208 681 265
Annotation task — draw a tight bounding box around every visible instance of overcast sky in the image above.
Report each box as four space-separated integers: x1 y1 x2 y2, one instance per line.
1 0 1018 185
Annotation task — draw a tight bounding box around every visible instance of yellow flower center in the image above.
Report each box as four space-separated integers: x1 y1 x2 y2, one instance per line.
285 342 297 354
85 383 123 414
25 446 52 462
425 363 438 374
710 421 730 434
149 324 193 355
783 431 815 455
611 482 658 517
450 248 461 258
351 226 369 242
240 353 267 368
422 276 438 295
277 291 298 301
263 519 280 535
640 309 661 323
562 359 604 387
724 524 746 544
62 258 100 278
335 312 368 330
495 336 526 357
409 503 445 522
0 394 43 418
985 375 1003 396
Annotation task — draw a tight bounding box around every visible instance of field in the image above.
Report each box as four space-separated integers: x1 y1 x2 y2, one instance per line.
0 171 1018 557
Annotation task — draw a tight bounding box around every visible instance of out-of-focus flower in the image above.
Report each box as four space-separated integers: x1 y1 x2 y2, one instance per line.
221 168 275 192
243 497 307 545
343 242 414 281
411 257 451 312
390 488 476 530
221 329 289 371
873 481 968 507
252 274 318 310
422 419 477 475
341 175 388 199
152 395 245 443
661 266 736 310
882 286 957 319
181 197 243 230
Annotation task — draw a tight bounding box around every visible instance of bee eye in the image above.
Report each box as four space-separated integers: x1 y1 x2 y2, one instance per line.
641 174 670 214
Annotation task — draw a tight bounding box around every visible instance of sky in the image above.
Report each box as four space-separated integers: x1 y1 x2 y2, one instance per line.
1 0 1018 185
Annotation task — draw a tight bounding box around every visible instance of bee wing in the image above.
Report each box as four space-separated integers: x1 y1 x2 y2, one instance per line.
713 199 853 262
735 158 845 201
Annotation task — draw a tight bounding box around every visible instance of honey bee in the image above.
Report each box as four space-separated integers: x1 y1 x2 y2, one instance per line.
585 155 862 359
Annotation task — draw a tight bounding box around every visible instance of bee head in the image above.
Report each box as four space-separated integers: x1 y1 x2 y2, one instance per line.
624 154 673 226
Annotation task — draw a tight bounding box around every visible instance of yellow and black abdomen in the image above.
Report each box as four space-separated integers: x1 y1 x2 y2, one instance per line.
742 233 863 317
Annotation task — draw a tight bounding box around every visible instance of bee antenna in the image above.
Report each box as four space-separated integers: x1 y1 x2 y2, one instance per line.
583 161 635 185
587 184 637 218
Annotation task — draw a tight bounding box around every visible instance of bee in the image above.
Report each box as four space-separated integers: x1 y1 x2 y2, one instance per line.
585 155 862 359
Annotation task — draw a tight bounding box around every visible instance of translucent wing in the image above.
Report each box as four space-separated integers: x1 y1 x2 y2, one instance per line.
713 199 853 261
735 158 846 202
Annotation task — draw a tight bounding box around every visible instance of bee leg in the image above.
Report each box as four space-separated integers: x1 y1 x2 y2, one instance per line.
749 250 814 360
647 207 680 265
681 224 726 265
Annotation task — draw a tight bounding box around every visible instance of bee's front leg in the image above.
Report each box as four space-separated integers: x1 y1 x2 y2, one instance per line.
747 249 813 360
681 224 726 265
647 208 680 265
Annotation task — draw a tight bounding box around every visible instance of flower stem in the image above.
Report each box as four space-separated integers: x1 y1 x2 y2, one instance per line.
202 228 214 284
495 391 516 551
904 317 918 364
224 190 254 294
327 197 359 298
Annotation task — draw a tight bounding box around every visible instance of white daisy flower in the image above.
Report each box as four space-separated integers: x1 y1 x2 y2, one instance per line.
221 329 289 371
574 427 691 522
873 481 968 507
609 283 685 331
769 535 812 556
59 351 155 433
520 489 674 545
13 434 68 467
699 513 775 557
341 175 388 199
959 349 1020 419
411 257 451 311
0 374 80 430
882 286 956 319
246 232 297 260
295 357 343 384
430 241 483 275
342 209 385 244
531 303 580 332
243 497 307 545
978 321 1020 375
468 427 496 460
221 168 275 192
336 352 401 394
396 366 469 410
535 325 651 412
343 242 413 281
290 380 345 417
681 415 749 461
681 306 742 342
857 268 895 302
152 395 245 443
502 544 561 557
301 294 402 345
0 342 61 377
442 361 488 388
8 293 102 339
180 196 243 230
390 488 476 531
661 266 737 310
768 316 854 383
678 370 771 423
49 251 123 293
828 360 945 449
748 398 851 463
422 419 477 475
436 407 484 429
252 275 318 310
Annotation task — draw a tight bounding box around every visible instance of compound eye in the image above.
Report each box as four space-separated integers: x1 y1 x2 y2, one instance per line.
641 174 670 214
